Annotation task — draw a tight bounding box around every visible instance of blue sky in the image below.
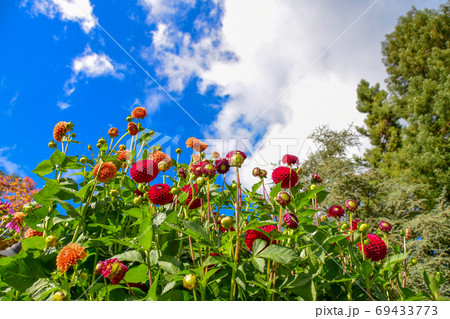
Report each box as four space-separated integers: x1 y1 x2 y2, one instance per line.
0 0 445 189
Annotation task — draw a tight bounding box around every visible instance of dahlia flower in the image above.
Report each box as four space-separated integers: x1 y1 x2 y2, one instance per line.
272 166 298 189
95 258 128 285
56 243 87 273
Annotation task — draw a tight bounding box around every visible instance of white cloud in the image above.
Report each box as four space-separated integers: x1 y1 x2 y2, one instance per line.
140 0 443 188
64 46 125 96
0 147 25 177
22 0 96 33
138 0 196 22
57 101 70 110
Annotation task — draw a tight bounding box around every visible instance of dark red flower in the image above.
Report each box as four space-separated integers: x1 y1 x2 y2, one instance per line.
95 258 128 285
378 221 392 233
201 162 216 177
130 159 159 183
214 158 230 174
245 225 277 252
345 199 358 212
357 234 387 261
282 154 299 165
178 167 187 179
180 184 202 209
272 167 298 189
226 150 247 160
328 205 345 218
148 184 174 205
283 213 298 229
312 173 322 183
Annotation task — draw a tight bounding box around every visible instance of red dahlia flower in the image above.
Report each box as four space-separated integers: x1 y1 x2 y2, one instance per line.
245 225 277 252
130 159 159 183
283 213 299 229
95 258 128 285
282 154 299 165
378 221 392 232
357 234 387 261
328 205 345 218
214 158 230 174
312 173 322 183
345 199 358 212
272 166 298 189
148 184 174 205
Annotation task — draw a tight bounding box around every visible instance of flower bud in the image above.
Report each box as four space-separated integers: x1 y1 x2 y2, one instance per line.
110 189 119 197
260 170 267 178
133 197 142 206
296 167 303 175
359 223 369 233
175 147 182 154
196 177 205 187
409 258 417 266
230 154 244 167
46 236 56 247
183 274 198 291
405 228 412 240
276 191 291 206
48 141 57 149
87 144 92 151
80 156 88 164
170 188 180 195
126 116 133 122
363 238 371 245
341 223 349 231
79 273 89 281
252 167 261 177
52 291 66 301
65 122 74 131
220 216 234 230
320 215 327 222
310 184 317 190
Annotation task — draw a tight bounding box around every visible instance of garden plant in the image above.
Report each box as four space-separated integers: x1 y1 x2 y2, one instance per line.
0 107 446 301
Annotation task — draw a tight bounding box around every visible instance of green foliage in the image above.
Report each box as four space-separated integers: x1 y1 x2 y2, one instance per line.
356 3 450 205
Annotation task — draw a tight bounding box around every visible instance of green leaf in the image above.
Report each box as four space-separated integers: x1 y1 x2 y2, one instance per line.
84 237 113 248
0 254 48 292
252 239 268 256
32 160 54 176
243 220 277 232
124 264 149 283
361 260 373 279
147 269 160 301
50 149 67 165
123 207 142 219
251 180 262 193
182 220 210 242
139 216 153 250
381 252 409 272
158 255 181 274
75 179 95 201
257 244 297 264
112 250 145 263
250 257 265 273
22 236 46 251
423 271 439 299
269 181 282 200
25 278 56 301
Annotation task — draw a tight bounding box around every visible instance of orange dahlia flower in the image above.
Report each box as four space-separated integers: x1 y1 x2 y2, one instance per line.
131 107 147 119
56 243 87 273
186 137 201 149
149 151 172 166
128 122 139 136
24 228 43 239
93 162 117 183
108 127 119 138
53 121 69 142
